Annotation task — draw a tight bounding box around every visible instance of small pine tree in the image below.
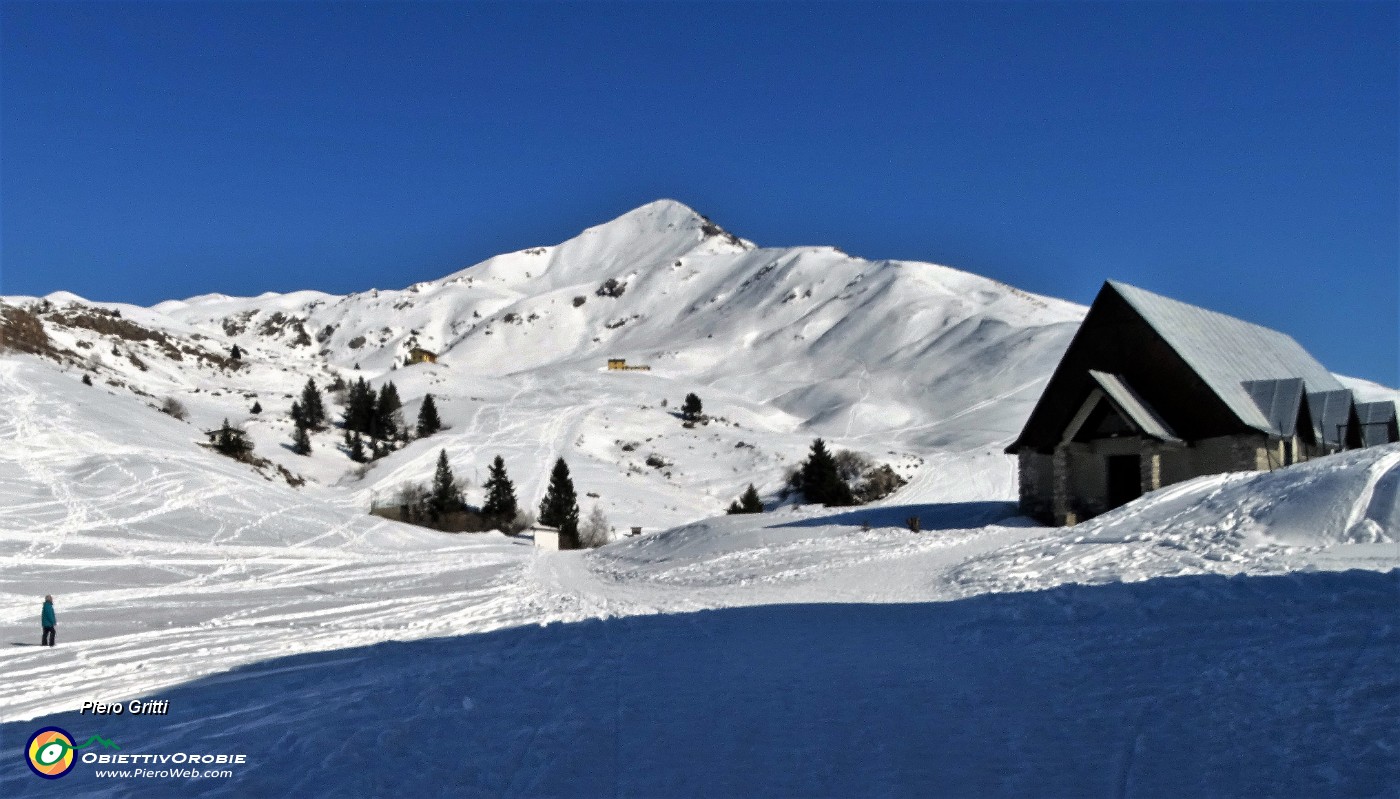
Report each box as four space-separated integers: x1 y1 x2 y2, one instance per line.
740 484 764 513
538 458 580 547
230 344 242 360
299 378 327 430
416 393 442 438
681 392 703 422
210 419 253 460
727 484 764 514
428 449 462 520
82 373 93 386
250 400 262 414
290 400 305 430
291 424 312 455
481 455 519 528
799 438 854 507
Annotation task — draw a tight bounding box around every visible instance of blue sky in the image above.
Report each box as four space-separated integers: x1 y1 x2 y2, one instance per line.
1 2 1395 383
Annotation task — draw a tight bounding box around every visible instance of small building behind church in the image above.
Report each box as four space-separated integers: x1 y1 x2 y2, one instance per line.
1007 281 1395 526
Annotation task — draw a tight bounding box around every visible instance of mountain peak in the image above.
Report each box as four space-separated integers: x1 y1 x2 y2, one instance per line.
587 199 707 236
588 200 751 249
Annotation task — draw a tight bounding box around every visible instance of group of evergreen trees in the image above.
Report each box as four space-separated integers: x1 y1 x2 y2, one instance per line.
727 437 904 513
343 378 404 441
284 373 444 461
398 452 595 547
288 378 326 455
390 450 592 544
412 452 600 548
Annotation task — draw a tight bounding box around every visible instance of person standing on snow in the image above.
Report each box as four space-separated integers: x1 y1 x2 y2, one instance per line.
41 595 56 646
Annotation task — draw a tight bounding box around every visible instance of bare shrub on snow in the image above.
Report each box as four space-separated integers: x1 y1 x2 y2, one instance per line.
159 397 190 421
579 505 611 548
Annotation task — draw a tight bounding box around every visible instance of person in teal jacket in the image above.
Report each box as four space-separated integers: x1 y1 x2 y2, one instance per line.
41 595 56 647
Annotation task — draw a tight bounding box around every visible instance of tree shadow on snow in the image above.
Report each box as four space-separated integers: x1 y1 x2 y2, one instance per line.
767 500 1023 531
3 570 1397 798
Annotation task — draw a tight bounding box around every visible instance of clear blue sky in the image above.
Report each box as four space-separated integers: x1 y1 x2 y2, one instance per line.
2 2 1395 383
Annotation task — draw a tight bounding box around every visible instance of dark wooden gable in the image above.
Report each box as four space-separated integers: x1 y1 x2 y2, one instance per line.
1007 282 1254 453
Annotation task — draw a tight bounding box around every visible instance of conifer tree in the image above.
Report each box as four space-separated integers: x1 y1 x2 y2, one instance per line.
291 424 312 455
250 400 262 414
347 431 366 463
799 438 854 506
727 484 764 514
428 449 462 520
230 344 242 360
299 378 326 430
681 392 703 422
290 400 304 430
344 377 376 436
538 458 580 547
376 382 403 440
481 455 519 528
82 374 93 386
416 393 442 438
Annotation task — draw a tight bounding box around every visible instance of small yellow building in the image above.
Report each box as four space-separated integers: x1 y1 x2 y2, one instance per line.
407 347 438 365
607 358 650 372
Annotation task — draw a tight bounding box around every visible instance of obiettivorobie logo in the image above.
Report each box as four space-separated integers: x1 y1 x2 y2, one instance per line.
25 727 120 779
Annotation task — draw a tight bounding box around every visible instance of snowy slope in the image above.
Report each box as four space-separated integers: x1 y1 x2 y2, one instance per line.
3 200 1083 530
1 361 1396 795
0 359 532 721
3 350 1397 728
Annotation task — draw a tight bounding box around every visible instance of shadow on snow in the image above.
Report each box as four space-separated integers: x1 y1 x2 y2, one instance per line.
767 500 1022 531
3 570 1398 798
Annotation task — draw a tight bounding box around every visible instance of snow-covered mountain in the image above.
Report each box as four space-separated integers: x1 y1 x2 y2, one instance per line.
3 200 1084 527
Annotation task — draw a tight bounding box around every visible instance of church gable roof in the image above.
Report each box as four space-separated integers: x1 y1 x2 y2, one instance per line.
1107 281 1344 435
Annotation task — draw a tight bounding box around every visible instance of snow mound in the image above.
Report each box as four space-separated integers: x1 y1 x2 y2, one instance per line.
952 446 1400 594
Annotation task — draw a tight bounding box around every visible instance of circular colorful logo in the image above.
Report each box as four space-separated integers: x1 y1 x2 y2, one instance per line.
26 727 76 779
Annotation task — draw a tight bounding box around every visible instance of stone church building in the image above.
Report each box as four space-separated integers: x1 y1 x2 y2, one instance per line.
1007 281 1397 526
